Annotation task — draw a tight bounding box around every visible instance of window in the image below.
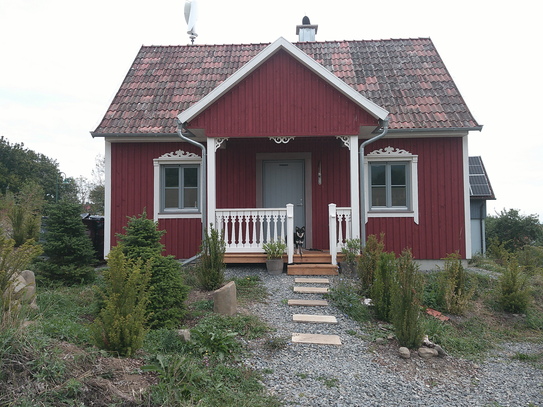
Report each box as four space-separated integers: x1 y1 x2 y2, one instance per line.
365 146 418 223
162 165 199 211
370 162 408 209
153 149 202 220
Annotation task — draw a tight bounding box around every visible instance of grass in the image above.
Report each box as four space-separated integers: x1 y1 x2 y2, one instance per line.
1 270 281 406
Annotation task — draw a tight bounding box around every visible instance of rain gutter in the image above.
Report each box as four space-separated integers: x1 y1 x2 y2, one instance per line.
359 117 390 248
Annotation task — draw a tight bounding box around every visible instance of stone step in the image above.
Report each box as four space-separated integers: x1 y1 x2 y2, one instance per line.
294 278 330 284
293 286 329 294
293 314 337 324
287 264 338 275
291 333 342 345
288 299 329 307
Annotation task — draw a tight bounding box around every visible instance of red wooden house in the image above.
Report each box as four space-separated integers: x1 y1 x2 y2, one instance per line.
91 21 482 271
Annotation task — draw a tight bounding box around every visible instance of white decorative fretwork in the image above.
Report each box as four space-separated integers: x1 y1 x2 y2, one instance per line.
215 138 229 151
336 136 350 148
269 136 294 144
158 150 200 160
367 146 412 156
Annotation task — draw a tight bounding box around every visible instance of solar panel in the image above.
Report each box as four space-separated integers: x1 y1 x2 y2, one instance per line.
469 156 495 199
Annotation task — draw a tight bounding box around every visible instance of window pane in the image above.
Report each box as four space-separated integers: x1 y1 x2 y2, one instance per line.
165 189 179 208
165 168 179 188
184 188 198 208
391 164 406 186
371 165 386 186
184 167 198 188
372 186 386 206
391 186 406 206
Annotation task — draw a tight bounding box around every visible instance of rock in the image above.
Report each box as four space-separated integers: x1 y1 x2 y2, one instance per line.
4 270 38 310
418 347 439 358
434 344 448 357
213 281 237 315
375 337 386 345
399 347 411 359
177 329 191 342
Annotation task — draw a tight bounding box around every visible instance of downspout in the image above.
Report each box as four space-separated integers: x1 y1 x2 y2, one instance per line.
359 117 390 248
176 119 207 265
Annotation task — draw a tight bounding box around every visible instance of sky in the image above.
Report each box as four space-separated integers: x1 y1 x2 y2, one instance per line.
0 0 541 220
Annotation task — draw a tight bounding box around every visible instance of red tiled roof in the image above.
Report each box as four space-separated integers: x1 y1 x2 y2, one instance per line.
92 38 480 136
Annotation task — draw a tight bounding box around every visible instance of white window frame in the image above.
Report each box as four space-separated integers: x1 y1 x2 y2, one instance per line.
364 146 419 224
153 150 202 220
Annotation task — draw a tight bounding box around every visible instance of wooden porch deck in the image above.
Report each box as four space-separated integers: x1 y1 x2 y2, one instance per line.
224 250 344 275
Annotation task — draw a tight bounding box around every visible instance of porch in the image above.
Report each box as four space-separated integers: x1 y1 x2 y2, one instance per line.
216 204 352 275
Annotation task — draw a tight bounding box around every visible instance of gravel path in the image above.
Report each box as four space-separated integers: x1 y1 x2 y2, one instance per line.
225 266 543 407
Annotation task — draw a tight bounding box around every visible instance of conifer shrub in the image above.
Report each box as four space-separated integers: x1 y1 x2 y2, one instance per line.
196 225 225 291
116 211 189 329
371 251 396 322
438 253 474 315
391 249 424 348
91 245 150 356
36 202 96 284
357 233 385 294
499 258 530 313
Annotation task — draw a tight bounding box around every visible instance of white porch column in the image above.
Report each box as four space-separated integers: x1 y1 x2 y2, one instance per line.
286 204 294 263
104 140 112 258
349 135 360 239
207 137 216 230
329 203 337 265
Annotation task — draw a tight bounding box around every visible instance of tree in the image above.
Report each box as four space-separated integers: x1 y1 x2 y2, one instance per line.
486 209 542 252
116 211 189 329
35 201 96 284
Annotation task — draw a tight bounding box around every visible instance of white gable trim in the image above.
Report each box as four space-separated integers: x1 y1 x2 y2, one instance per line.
177 37 388 125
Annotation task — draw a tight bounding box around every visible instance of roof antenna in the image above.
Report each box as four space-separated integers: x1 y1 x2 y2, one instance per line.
184 0 199 44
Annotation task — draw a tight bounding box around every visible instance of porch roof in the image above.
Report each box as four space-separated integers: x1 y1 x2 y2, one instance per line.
92 37 481 137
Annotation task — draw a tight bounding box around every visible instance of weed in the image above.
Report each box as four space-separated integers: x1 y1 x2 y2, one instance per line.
325 279 370 324
263 335 289 351
230 275 268 304
316 375 339 388
439 253 474 315
499 258 530 313
296 372 309 379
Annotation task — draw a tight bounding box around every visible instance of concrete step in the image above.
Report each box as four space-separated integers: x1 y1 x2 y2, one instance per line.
293 314 337 324
288 299 329 306
293 286 329 294
294 278 330 284
291 333 342 345
288 264 338 276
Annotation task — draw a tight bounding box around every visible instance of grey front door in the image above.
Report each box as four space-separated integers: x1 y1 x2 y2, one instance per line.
262 160 305 231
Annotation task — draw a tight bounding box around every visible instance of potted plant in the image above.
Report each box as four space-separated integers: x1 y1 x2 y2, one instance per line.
263 240 287 275
340 238 361 275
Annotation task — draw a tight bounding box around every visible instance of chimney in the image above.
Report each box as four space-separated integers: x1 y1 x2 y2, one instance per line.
296 16 318 42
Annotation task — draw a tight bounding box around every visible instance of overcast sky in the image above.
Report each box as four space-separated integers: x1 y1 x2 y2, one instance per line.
0 0 541 219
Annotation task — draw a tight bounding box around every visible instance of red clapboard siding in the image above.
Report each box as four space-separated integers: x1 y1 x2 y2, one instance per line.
190 50 376 137
365 137 466 259
110 142 203 258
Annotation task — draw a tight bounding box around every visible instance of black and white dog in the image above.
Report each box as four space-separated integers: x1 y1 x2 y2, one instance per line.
294 226 305 256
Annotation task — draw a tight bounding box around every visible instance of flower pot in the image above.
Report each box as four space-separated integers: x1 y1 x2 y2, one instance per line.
266 259 284 275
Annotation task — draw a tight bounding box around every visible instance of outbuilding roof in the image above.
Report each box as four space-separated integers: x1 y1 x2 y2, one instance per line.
92 37 481 136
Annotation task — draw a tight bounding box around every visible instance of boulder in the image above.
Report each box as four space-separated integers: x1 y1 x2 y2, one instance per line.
399 347 411 359
418 347 439 358
177 329 191 342
4 270 38 310
213 281 237 315
434 344 448 357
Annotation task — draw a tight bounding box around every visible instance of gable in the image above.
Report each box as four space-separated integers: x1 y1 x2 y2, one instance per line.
188 49 378 137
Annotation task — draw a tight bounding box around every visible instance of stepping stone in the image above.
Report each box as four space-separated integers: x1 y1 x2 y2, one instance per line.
291 333 342 345
294 278 330 284
294 286 329 294
288 299 328 306
293 314 337 324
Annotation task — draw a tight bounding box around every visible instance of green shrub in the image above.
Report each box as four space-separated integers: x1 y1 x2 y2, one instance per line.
326 279 370 324
117 211 189 329
391 249 424 348
371 252 396 322
91 246 151 356
499 258 530 313
36 201 96 284
358 233 385 294
439 253 473 315
341 238 361 264
196 225 225 291
517 245 543 275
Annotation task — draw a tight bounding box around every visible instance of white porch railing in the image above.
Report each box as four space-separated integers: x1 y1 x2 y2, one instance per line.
215 204 294 263
328 204 353 265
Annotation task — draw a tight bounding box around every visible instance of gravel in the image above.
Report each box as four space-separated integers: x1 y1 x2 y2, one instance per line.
225 265 543 407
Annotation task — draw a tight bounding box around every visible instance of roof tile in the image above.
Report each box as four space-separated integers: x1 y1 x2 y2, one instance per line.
92 38 480 135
